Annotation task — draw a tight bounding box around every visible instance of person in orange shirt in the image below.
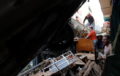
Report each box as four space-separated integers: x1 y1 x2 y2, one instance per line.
86 26 98 62
86 26 98 53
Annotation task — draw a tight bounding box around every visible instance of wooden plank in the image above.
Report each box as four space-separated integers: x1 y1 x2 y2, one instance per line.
74 55 85 65
75 53 95 60
83 62 95 76
92 63 102 76
78 60 91 76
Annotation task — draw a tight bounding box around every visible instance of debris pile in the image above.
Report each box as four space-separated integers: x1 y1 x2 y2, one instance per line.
18 51 102 76
78 60 102 76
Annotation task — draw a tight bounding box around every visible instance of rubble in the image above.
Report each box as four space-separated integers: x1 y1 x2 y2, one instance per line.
18 51 102 76
78 60 102 76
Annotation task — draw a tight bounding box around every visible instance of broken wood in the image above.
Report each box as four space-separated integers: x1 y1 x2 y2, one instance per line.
74 55 85 65
83 62 95 76
78 60 91 76
78 61 102 76
75 53 95 60
92 63 102 76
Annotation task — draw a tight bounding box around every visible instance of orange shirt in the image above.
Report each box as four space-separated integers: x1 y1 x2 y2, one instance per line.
88 30 97 40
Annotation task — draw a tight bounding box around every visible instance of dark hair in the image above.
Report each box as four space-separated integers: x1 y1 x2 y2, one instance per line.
103 35 110 40
89 26 93 30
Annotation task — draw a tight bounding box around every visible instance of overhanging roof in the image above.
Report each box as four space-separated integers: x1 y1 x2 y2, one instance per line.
99 0 112 17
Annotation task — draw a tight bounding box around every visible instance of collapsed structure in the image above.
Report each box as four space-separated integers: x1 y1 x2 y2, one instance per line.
18 51 102 76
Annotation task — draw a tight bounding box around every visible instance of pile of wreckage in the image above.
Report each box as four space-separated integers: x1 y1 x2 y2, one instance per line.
18 51 102 76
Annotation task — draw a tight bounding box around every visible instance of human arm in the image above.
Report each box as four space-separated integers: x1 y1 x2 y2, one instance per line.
97 51 106 61
83 16 87 24
85 31 92 39
97 55 106 60
98 46 112 60
102 55 106 60
99 45 112 60
85 35 89 39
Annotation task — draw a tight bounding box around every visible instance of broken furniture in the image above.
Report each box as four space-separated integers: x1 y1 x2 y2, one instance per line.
18 51 84 76
76 39 94 52
76 39 95 62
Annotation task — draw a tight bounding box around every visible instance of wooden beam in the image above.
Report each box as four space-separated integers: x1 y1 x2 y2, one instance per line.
83 62 95 76
78 60 91 76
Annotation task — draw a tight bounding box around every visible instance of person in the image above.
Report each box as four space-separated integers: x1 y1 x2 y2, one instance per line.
76 16 79 21
86 26 98 51
86 26 98 62
83 13 95 30
97 35 112 60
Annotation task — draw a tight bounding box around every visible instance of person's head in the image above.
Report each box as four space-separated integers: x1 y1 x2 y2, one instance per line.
102 35 110 46
88 26 93 32
87 13 91 18
87 14 89 18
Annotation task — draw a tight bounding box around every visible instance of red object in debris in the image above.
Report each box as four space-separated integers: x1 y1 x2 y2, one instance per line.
70 55 73 58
